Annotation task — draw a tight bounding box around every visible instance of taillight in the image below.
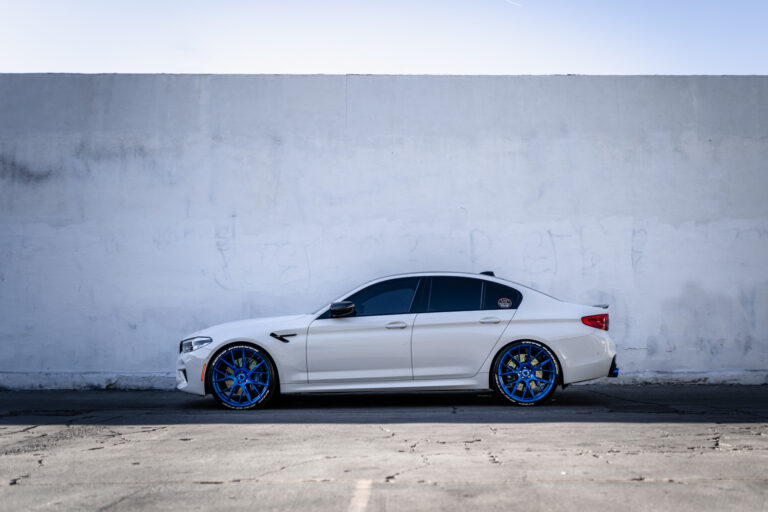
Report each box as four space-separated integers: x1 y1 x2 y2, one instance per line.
582 314 609 331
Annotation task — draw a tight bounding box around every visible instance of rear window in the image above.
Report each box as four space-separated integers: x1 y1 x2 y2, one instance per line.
482 281 522 310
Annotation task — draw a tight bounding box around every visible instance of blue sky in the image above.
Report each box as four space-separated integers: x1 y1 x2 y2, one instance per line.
1 0 767 74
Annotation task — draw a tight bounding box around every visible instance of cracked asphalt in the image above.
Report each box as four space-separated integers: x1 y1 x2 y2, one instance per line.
1 385 767 511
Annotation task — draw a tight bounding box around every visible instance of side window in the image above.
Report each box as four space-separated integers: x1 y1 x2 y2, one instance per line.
346 277 420 317
428 277 482 313
482 281 523 310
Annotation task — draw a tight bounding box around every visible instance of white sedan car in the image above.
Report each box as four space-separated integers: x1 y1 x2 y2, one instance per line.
176 271 618 409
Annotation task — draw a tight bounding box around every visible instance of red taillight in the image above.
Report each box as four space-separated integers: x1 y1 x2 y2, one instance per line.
582 314 609 331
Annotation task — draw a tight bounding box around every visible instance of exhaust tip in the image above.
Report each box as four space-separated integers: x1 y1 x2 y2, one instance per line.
608 356 619 378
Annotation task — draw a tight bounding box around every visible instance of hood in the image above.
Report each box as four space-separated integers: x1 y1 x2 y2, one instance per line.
184 314 315 341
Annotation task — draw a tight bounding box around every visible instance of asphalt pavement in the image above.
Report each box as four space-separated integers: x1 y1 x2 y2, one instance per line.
1 385 767 511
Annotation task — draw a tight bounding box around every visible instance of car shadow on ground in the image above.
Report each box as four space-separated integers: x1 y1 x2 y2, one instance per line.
1 385 766 425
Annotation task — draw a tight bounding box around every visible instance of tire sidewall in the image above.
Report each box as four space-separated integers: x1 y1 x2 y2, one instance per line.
208 344 277 410
492 340 560 406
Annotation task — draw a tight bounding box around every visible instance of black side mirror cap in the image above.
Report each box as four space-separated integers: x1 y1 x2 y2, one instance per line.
330 301 356 318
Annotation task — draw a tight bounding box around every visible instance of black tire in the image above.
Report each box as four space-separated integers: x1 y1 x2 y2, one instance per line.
207 344 277 410
491 340 560 406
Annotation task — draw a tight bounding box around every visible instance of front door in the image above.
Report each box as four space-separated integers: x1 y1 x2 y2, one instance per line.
307 277 422 382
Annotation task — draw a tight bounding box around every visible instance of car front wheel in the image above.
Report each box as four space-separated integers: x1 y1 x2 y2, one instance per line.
492 341 559 406
208 345 276 410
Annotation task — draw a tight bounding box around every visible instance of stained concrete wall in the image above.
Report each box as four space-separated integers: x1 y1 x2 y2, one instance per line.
0 74 766 389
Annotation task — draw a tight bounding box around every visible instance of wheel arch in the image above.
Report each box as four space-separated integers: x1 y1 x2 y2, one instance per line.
204 340 281 395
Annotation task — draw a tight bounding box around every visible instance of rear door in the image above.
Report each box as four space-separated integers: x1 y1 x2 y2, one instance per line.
411 277 521 379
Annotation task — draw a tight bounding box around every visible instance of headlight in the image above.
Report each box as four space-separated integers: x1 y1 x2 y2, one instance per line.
180 336 213 353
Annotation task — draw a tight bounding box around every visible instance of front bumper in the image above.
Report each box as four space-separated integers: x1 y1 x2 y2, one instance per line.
175 349 211 396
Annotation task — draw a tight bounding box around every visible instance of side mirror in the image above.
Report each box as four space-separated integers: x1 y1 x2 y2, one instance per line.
330 301 356 318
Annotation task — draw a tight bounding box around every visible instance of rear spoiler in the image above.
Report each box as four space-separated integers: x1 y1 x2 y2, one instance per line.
592 304 609 309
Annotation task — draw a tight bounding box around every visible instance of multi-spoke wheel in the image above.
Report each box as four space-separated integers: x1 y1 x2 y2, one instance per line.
208 345 276 410
492 341 559 406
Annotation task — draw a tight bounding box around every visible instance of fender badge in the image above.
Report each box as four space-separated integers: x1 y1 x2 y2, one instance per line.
497 298 513 309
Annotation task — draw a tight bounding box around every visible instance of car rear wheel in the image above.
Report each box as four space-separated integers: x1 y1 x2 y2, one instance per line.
492 341 559 406
209 345 276 410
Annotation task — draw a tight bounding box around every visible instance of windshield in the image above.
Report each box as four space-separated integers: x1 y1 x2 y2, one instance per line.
312 301 331 315
310 284 354 314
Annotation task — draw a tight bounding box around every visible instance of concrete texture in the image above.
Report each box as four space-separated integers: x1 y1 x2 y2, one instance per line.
1 385 767 510
0 74 767 388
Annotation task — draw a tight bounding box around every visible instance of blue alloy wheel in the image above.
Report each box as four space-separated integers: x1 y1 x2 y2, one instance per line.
209 345 275 409
493 341 559 406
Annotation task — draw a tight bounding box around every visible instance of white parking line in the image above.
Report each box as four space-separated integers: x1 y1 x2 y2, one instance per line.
348 479 372 512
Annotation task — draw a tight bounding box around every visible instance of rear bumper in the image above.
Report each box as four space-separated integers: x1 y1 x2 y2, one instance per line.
607 356 619 378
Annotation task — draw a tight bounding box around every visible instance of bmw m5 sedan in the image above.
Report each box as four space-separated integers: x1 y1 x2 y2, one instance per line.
176 271 618 409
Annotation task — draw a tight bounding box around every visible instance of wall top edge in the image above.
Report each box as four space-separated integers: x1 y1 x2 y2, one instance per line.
0 73 767 78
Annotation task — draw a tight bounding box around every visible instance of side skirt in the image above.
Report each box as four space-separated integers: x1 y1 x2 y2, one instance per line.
281 373 491 394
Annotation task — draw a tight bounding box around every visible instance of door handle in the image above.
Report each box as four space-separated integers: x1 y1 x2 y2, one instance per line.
385 321 408 329
479 317 501 324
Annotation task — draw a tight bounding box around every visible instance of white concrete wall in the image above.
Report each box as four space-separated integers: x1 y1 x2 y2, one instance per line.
1 74 766 389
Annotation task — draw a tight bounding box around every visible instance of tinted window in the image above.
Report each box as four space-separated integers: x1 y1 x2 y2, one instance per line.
482 281 522 310
346 278 420 317
428 277 482 312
